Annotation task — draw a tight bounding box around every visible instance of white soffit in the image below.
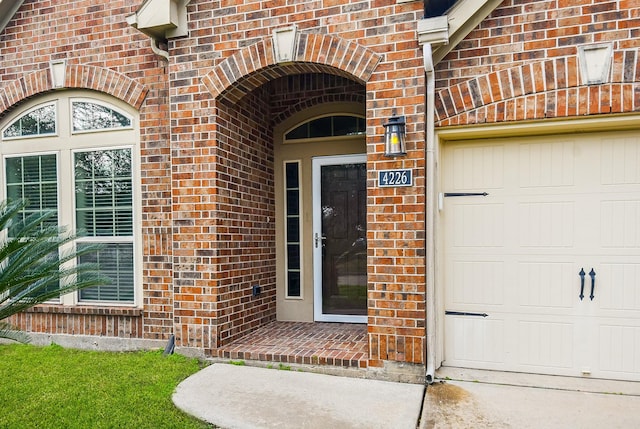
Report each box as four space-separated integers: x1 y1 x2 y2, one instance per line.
418 0 503 64
0 0 26 36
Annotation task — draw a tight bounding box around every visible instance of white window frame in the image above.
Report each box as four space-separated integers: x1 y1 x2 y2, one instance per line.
0 91 142 307
283 159 303 300
2 150 62 304
71 145 138 306
69 98 134 135
1 101 58 141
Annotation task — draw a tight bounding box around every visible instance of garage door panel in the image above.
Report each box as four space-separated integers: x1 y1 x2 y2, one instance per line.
518 201 575 247
451 145 504 191
601 137 640 185
598 324 640 377
452 203 504 247
446 316 505 365
601 200 640 248
519 140 575 188
517 261 575 309
451 260 504 306
517 320 574 369
596 263 640 312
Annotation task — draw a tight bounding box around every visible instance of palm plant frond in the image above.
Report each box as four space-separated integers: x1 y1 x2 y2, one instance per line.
0 199 111 342
0 322 31 344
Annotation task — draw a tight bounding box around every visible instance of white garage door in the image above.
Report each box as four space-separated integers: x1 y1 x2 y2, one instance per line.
441 131 640 381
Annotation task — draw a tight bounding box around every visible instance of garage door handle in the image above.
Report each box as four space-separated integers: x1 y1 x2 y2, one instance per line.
589 268 596 301
579 268 585 300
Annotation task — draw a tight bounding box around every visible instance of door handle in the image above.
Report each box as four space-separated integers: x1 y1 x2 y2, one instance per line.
589 268 596 301
579 268 585 301
314 233 326 248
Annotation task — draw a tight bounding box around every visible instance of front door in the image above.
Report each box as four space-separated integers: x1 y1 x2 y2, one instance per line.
312 154 367 323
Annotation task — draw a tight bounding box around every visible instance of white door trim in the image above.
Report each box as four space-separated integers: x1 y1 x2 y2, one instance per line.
312 154 367 323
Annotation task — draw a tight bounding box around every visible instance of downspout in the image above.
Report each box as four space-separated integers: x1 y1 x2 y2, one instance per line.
424 43 437 384
150 38 170 61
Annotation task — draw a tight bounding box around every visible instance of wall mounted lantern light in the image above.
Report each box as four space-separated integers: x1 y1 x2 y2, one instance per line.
383 115 406 157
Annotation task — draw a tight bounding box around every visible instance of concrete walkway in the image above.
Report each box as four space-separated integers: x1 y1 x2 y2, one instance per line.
174 364 640 429
173 363 425 429
421 368 640 429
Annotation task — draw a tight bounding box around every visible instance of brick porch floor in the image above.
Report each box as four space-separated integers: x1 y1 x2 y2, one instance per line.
215 321 369 369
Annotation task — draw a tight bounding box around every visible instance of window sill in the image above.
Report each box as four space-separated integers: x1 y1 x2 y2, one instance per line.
25 304 142 317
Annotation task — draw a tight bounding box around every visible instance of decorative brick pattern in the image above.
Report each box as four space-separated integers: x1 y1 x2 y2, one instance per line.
435 0 640 125
435 52 640 126
202 33 381 103
0 65 148 117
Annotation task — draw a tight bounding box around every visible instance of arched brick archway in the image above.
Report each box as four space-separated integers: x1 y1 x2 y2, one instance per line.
435 49 640 126
201 33 381 103
0 64 148 115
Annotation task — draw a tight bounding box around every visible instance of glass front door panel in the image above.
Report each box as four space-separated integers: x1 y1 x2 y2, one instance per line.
320 162 367 315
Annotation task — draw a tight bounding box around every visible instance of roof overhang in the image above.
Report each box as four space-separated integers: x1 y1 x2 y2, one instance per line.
418 0 503 64
0 0 26 36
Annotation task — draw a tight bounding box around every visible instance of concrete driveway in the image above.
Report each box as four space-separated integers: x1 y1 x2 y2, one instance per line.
421 368 640 429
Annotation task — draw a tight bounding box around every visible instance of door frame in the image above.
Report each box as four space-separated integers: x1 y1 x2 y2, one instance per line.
312 154 367 323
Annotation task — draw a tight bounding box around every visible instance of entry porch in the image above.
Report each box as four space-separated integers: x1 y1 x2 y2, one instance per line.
215 321 368 369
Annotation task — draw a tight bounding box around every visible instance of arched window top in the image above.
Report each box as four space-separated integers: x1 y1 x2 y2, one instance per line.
285 115 365 141
2 102 56 139
71 99 132 133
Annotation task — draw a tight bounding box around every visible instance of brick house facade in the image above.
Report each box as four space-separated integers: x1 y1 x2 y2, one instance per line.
2 0 640 382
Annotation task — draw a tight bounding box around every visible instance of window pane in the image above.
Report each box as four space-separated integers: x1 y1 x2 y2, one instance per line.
72 101 131 132
2 104 56 139
74 149 133 237
287 244 300 270
284 161 302 298
79 243 134 302
4 155 58 235
286 216 299 242
285 162 299 188
333 115 365 136
287 271 301 297
284 115 365 140
309 116 332 138
284 124 308 140
286 190 299 216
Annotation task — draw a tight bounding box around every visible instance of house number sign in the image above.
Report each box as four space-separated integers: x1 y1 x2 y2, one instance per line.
378 169 413 188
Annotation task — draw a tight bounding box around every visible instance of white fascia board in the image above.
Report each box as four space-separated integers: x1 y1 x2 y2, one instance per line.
417 0 503 65
0 0 26 36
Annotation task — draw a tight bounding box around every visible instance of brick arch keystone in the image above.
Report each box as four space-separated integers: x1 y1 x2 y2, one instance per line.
0 65 148 115
435 49 640 127
202 33 381 103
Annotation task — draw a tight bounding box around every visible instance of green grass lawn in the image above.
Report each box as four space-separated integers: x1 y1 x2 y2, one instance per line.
0 343 213 429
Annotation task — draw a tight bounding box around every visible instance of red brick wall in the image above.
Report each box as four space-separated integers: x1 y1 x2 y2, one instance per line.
435 0 640 125
0 1 173 341
174 0 427 366
8 0 635 371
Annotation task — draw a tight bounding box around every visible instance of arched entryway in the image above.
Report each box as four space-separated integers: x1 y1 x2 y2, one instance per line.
189 32 380 369
211 72 370 368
